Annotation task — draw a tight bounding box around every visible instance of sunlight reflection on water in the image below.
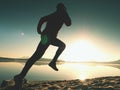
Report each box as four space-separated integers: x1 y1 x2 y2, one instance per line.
0 62 120 84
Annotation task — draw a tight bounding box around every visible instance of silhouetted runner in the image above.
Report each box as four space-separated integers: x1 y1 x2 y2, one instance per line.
14 3 71 90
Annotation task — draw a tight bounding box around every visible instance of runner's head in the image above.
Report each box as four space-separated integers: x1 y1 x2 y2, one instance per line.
56 3 66 11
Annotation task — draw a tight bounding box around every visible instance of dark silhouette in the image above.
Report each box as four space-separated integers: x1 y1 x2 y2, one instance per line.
14 3 71 90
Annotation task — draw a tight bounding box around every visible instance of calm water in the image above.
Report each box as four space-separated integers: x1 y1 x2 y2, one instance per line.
0 62 120 84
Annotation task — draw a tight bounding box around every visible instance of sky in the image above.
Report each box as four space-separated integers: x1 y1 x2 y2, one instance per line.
0 0 120 62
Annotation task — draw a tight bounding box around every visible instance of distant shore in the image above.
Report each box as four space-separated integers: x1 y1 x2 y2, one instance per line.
0 76 120 90
0 57 64 65
0 57 120 65
0 57 120 64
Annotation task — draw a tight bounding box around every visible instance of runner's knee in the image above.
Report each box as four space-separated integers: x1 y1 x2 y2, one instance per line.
29 55 40 62
59 43 66 51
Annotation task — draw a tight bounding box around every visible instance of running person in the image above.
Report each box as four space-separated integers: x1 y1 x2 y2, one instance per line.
14 3 71 90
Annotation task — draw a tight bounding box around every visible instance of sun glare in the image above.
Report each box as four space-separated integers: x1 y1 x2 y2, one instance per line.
62 39 108 62
79 74 86 81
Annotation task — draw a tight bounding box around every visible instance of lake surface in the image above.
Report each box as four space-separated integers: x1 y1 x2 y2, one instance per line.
0 62 120 84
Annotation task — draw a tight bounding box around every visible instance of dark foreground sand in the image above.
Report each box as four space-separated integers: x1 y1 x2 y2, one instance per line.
0 76 120 90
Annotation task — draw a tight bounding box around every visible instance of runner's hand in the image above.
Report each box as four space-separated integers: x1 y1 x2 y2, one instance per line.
38 31 42 35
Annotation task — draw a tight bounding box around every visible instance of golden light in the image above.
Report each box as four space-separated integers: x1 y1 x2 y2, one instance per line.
78 64 87 81
79 74 86 81
62 39 109 62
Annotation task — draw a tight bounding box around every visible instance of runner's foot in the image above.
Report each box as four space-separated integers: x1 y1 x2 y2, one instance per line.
49 62 58 71
14 75 23 90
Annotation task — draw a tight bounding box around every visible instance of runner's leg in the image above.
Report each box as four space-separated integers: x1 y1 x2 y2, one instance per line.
20 43 49 78
14 41 49 90
49 38 66 71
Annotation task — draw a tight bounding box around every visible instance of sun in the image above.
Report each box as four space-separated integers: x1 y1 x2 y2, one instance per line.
61 39 107 62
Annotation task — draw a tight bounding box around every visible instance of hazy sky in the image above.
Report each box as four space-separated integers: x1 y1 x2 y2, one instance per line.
0 0 120 62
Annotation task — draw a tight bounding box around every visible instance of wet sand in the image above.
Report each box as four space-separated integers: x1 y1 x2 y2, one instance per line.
0 76 120 90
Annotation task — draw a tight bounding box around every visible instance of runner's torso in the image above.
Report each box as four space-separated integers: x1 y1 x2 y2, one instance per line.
43 12 64 37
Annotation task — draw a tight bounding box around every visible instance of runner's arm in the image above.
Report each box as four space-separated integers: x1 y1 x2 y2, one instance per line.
63 10 71 26
37 16 47 34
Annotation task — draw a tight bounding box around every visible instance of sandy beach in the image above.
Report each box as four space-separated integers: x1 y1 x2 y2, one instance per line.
0 76 120 90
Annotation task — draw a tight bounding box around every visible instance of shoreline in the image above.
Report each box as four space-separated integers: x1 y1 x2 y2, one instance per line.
0 76 120 90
